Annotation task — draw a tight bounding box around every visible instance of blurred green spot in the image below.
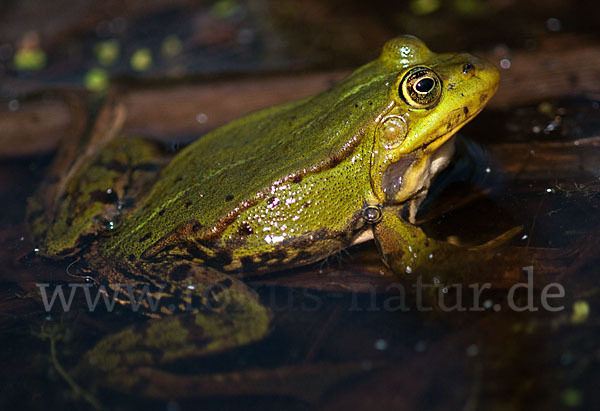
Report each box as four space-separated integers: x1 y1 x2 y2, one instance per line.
454 0 486 16
130 48 152 72
537 101 554 116
161 35 182 58
84 68 109 92
95 40 120 66
571 300 589 324
13 48 46 71
410 0 440 15
211 0 240 19
561 388 583 407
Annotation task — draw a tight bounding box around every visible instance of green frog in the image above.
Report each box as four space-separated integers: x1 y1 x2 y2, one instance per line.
27 36 500 394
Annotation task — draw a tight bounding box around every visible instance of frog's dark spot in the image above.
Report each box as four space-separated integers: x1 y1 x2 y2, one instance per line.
66 217 73 226
462 63 474 74
218 278 233 288
369 101 373 106
225 195 234 202
447 82 456 91
133 163 159 172
354 103 359 108
236 223 253 237
463 106 469 115
294 250 312 264
239 256 255 270
186 246 208 262
479 93 488 104
158 209 166 216
101 160 129 173
128 254 135 262
259 248 288 264
185 200 192 208
170 264 191 281
89 189 119 204
174 176 183 183
188 220 204 232
290 174 303 183
203 248 233 268
303 201 310 208
139 232 152 242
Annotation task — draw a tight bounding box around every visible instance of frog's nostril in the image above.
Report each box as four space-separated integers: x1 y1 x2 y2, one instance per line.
462 63 474 74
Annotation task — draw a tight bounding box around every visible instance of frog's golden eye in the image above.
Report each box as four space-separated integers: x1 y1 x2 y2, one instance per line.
399 67 442 109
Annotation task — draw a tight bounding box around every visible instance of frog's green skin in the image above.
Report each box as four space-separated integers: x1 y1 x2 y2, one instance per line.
38 36 498 272
28 36 499 392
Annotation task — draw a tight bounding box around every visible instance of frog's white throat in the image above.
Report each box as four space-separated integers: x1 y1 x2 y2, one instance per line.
383 137 455 204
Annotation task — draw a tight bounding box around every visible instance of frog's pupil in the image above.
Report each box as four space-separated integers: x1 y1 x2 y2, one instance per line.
415 77 434 93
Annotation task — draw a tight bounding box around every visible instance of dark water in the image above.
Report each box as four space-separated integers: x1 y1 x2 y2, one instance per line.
1 1 600 410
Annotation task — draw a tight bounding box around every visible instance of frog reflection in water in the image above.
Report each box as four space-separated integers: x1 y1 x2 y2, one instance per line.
28 36 500 387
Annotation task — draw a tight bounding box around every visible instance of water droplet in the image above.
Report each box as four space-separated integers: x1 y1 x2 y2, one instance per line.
196 113 208 124
8 99 19 111
483 299 493 309
466 344 479 357
361 360 373 371
414 340 426 352
521 234 528 240
374 339 388 351
441 287 448 294
546 17 562 32
405 266 412 274
546 188 553 193
500 58 511 69
485 167 491 173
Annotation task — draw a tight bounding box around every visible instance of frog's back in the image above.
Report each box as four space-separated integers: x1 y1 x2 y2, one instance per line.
109 62 395 258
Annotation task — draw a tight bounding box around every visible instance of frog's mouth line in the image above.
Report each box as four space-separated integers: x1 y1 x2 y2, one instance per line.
422 103 485 153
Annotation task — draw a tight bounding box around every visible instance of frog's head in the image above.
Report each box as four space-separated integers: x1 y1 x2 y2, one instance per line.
369 36 500 205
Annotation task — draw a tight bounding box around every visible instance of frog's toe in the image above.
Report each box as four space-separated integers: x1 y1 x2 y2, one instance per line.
468 225 522 251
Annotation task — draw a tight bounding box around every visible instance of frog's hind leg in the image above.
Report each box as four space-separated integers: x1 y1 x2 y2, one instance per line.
28 137 172 257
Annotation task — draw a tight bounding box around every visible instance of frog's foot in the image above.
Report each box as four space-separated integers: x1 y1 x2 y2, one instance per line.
78 266 271 391
373 206 521 290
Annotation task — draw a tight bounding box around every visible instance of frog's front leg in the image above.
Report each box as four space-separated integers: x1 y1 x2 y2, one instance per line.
373 205 455 284
373 205 516 288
